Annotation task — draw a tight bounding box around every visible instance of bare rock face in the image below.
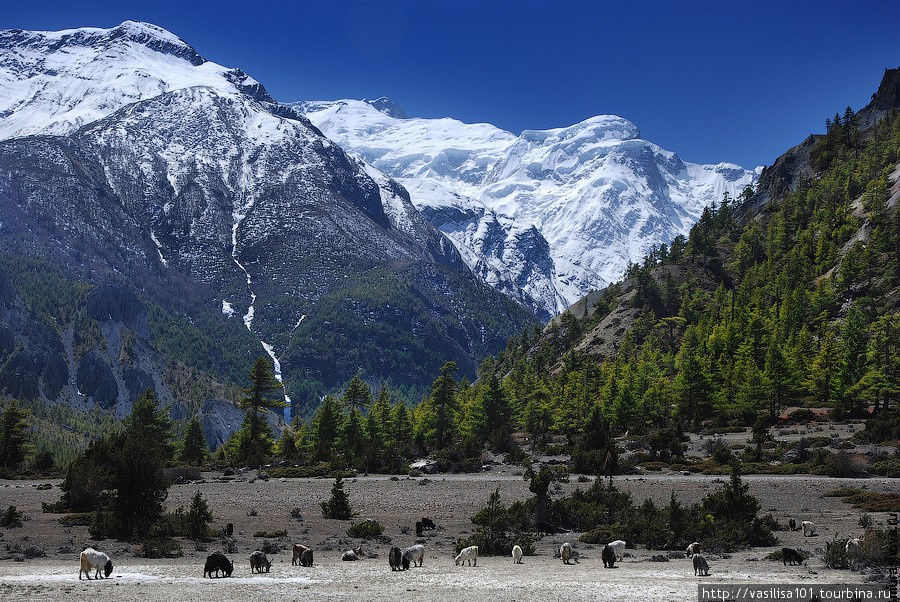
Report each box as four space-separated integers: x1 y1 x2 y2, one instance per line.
198 398 283 451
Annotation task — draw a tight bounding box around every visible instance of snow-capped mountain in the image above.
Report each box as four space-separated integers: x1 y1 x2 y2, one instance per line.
298 99 762 318
0 22 536 421
0 21 273 139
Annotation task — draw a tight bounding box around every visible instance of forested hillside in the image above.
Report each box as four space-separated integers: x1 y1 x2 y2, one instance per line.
483 82 900 463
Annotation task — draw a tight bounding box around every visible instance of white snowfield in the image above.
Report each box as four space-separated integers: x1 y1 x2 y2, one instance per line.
0 21 270 140
300 99 761 317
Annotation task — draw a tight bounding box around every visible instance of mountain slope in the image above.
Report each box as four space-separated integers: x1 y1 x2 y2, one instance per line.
298 99 761 319
0 22 537 437
491 68 900 446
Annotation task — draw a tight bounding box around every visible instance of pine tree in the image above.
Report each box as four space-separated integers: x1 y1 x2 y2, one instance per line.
228 357 285 465
0 401 32 472
340 409 365 468
312 395 342 462
179 417 207 466
186 490 213 539
674 328 713 427
321 476 352 519
833 306 868 418
807 329 840 407
125 389 175 462
341 375 372 414
391 402 413 460
763 342 794 420
427 361 459 449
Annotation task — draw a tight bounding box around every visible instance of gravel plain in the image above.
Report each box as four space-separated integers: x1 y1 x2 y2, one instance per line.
2 469 899 601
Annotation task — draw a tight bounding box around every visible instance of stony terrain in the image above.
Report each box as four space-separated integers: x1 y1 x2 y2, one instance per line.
1 467 898 601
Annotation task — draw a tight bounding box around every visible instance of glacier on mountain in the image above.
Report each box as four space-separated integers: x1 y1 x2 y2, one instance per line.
298 99 761 318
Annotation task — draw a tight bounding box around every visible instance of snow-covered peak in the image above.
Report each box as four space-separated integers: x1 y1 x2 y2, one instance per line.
301 100 760 317
520 114 641 145
0 21 271 140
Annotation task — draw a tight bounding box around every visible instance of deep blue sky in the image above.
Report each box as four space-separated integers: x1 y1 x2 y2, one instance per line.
4 1 898 167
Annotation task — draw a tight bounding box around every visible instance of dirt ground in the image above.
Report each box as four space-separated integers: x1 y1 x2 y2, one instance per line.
2 469 899 601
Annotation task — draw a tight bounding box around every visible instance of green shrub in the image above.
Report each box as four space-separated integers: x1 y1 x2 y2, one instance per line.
580 525 621 545
460 487 537 556
456 530 536 557
785 409 815 424
814 452 868 478
141 536 183 558
869 455 900 477
267 464 354 479
824 535 851 569
347 519 384 538
321 477 353 519
254 529 288 538
57 512 93 527
0 506 25 528
825 489 900 512
504 445 528 465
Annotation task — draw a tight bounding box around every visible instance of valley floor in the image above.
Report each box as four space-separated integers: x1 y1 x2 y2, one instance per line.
1 471 898 601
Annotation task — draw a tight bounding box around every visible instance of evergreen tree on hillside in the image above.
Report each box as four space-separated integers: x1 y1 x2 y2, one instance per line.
0 401 32 472
391 402 413 460
312 395 342 462
342 375 372 414
126 389 175 462
340 409 365 468
179 417 208 466
226 357 285 466
674 328 713 427
423 361 459 449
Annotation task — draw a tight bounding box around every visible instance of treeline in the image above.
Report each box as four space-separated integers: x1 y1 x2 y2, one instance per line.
225 359 515 474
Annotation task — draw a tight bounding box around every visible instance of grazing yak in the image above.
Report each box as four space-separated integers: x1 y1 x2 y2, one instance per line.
342 546 364 561
422 517 436 530
788 518 797 532
512 545 523 564
801 520 817 536
204 552 234 578
601 544 616 568
389 546 403 571
693 554 710 576
292 544 313 567
250 550 271 573
685 542 701 558
560 542 578 564
607 540 626 561
79 547 113 580
415 521 424 537
783 547 804 566
455 545 478 566
402 544 425 569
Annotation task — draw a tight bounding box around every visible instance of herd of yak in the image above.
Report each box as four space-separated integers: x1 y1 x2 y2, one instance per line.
76 516 837 581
